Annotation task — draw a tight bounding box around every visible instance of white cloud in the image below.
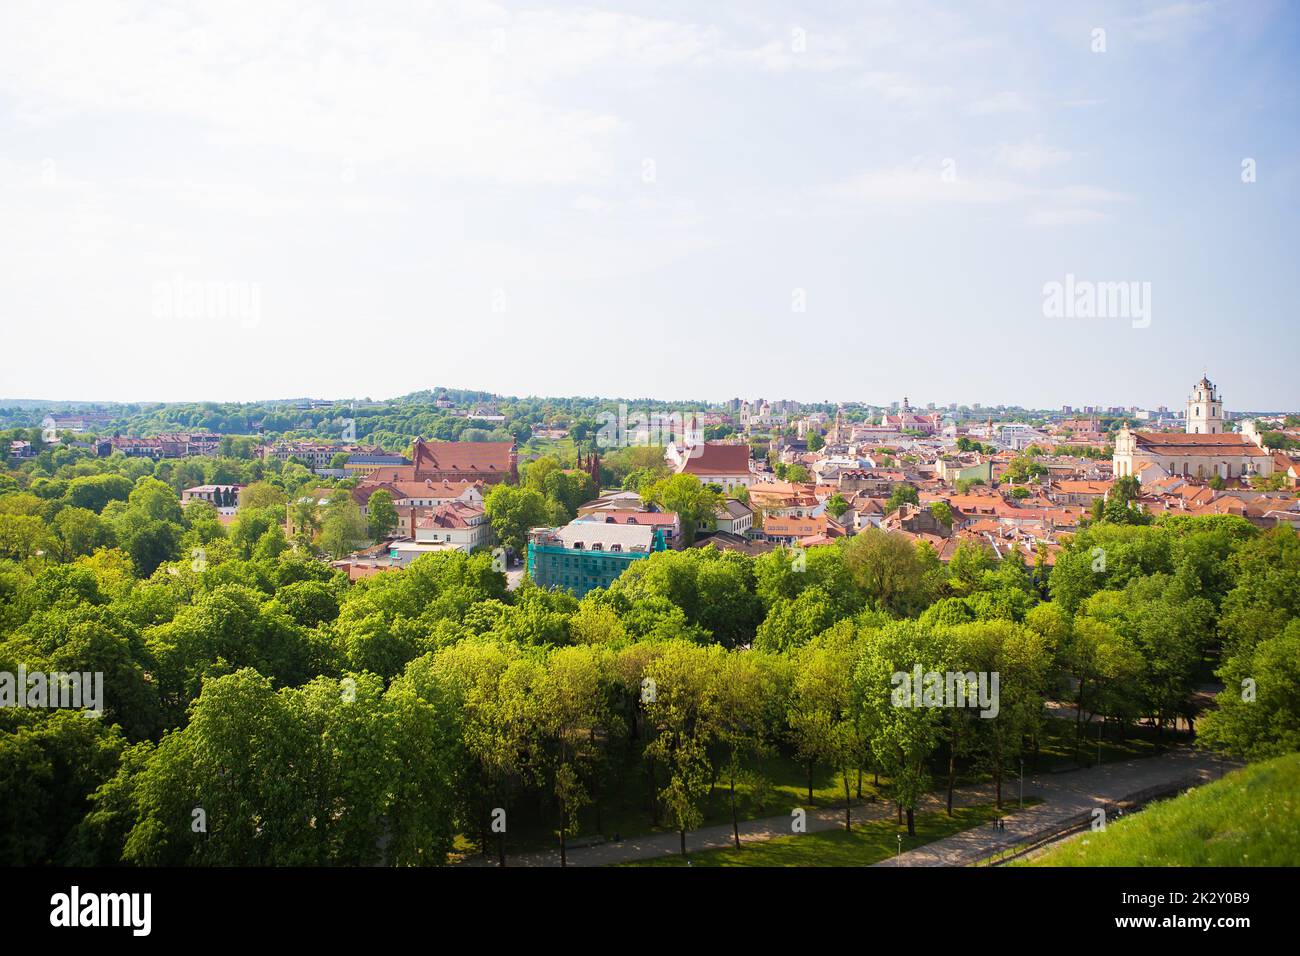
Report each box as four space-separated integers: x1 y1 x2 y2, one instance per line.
968 91 1031 115
824 159 1131 224
854 72 956 110
1054 185 1132 204
995 142 1072 173
824 166 1030 204
1127 2 1217 41
1027 207 1110 226
0 1 776 187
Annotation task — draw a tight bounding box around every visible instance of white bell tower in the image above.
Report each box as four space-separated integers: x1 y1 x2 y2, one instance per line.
1186 374 1222 435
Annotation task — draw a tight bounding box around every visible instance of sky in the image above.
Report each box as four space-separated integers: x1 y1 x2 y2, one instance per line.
0 0 1297 411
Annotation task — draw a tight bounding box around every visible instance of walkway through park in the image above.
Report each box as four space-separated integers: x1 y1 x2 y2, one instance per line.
462 746 1233 867
878 746 1231 866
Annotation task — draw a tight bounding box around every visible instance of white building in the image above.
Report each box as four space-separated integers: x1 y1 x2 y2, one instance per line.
412 502 492 552
1113 376 1274 481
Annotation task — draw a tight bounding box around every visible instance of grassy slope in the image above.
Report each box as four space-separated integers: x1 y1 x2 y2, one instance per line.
1023 752 1300 867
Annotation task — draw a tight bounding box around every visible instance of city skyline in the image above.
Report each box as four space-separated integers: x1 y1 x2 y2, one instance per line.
2 374 1287 416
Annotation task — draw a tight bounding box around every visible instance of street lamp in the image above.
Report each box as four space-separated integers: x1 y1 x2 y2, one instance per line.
1019 758 1024 809
896 833 902 865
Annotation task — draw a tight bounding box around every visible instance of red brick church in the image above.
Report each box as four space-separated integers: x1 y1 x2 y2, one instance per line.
363 438 518 485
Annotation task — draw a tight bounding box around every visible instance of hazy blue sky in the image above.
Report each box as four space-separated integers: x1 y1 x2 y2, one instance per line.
1 1 1296 410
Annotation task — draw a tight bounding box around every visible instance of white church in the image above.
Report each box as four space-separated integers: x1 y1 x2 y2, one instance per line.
1112 375 1274 482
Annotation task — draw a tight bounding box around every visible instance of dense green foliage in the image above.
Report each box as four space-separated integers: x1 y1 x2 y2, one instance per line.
1 450 1296 865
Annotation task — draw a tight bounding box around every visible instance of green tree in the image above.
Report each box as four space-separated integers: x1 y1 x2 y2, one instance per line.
366 489 399 540
239 481 288 511
885 483 920 514
856 621 944 836
929 500 954 528
787 634 860 827
643 642 719 855
843 528 932 616
712 651 782 847
644 473 721 545
1063 616 1144 761
0 513 57 560
290 496 321 550
484 483 550 555
320 496 368 559
1200 624 1300 759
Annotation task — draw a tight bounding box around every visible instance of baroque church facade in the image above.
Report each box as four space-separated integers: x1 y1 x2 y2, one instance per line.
1112 375 1274 481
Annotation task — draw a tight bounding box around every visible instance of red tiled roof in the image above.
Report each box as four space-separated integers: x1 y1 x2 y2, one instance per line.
680 443 752 476
415 501 484 530
1134 432 1270 457
412 439 514 474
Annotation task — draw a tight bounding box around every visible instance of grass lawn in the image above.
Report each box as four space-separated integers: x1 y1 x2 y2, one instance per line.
622 803 1023 867
1032 716 1175 771
1021 752 1300 866
518 437 578 462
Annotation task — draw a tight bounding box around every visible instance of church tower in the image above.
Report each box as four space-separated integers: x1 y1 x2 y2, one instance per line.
1186 375 1223 435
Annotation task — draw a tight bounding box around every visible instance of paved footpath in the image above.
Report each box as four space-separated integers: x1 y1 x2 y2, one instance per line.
878 747 1235 867
463 746 1234 868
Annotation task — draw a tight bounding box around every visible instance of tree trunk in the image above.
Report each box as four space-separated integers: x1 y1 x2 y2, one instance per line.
496 789 507 866
807 764 814 803
648 755 658 826
995 765 1002 809
843 773 852 831
856 768 863 800
1073 678 1087 764
679 829 686 857
730 778 740 849
906 806 915 837
560 817 567 868
945 750 956 817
